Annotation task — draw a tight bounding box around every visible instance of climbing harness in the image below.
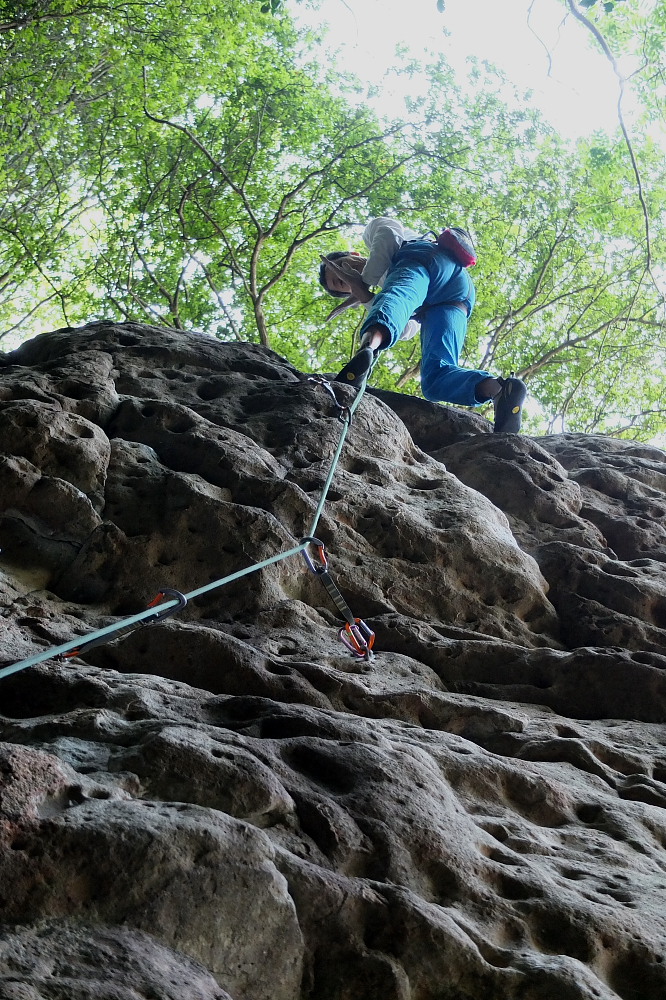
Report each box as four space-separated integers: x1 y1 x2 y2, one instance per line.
2 367 375 681
301 537 374 660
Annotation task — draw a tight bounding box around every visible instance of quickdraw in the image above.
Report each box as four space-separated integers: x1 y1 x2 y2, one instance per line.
338 618 376 658
307 375 352 424
59 588 187 660
4 363 376 681
301 536 374 660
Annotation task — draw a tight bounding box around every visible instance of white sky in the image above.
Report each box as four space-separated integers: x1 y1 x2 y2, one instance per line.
290 0 646 139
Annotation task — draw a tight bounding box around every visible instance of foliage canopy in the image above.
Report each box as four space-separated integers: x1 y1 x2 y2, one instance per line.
1 0 665 439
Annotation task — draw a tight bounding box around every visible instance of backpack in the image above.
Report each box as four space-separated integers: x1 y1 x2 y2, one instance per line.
436 227 477 267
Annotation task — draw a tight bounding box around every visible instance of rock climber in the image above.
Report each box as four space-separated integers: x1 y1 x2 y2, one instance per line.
318 216 527 433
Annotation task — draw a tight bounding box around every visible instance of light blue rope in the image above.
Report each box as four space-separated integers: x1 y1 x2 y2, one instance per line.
1 369 372 682
0 542 309 681
307 368 371 536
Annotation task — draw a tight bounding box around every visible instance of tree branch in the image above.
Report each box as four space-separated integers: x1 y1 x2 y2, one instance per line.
565 0 661 302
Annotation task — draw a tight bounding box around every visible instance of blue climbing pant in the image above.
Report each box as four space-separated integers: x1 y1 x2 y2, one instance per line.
359 240 494 407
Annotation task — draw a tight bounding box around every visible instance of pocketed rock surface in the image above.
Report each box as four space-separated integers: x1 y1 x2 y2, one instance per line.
1 321 665 1000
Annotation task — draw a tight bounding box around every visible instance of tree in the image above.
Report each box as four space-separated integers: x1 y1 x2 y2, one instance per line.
1 0 666 439
0 0 278 338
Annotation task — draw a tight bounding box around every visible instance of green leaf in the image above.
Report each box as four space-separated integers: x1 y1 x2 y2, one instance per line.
1 0 665 439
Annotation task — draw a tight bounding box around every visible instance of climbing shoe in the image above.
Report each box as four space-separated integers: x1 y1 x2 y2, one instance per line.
334 346 375 385
493 376 527 434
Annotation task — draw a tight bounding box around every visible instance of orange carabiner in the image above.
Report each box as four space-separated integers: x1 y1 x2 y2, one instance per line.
339 618 375 659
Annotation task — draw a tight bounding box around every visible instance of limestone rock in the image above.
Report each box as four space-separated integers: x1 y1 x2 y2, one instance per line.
1 321 666 1000
0 922 232 999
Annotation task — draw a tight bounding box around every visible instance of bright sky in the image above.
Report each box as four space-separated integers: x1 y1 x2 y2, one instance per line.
289 0 643 140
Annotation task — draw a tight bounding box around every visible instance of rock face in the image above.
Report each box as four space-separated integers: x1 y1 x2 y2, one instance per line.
1 321 665 1000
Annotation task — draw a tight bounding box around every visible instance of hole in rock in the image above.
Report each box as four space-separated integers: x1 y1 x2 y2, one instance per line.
197 381 223 400
630 652 661 666
650 600 666 630
600 887 634 904
167 418 196 433
609 951 666 1000
555 726 580 738
285 744 358 794
530 906 595 963
498 873 540 900
481 823 509 843
257 715 321 740
118 335 140 347
292 793 340 858
276 643 299 656
486 847 521 866
265 661 291 676
602 563 639 578
67 786 86 805
576 804 603 824
427 860 461 904
559 867 589 881
58 381 93 400
522 606 550 627
410 479 445 491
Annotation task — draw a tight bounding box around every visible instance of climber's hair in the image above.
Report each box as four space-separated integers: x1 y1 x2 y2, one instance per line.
318 251 353 299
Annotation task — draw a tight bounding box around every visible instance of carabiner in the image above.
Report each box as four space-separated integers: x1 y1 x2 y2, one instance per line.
59 588 188 661
306 376 350 422
146 588 188 622
338 618 375 659
300 536 328 575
